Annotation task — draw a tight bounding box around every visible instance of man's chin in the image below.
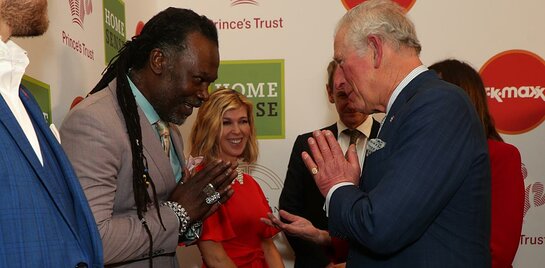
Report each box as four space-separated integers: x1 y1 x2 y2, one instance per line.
169 117 186 126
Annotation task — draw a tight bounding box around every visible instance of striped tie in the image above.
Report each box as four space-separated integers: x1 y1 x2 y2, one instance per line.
343 128 362 146
343 129 362 159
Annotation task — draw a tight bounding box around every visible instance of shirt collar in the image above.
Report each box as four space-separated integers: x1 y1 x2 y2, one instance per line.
0 39 30 96
337 114 374 138
385 65 428 114
127 75 161 124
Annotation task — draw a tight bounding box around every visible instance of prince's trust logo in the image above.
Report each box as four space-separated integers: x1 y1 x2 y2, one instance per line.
523 164 545 218
62 0 95 60
69 0 93 29
520 163 545 247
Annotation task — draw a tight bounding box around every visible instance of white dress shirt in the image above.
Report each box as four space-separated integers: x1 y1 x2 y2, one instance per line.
337 117 373 169
0 39 43 165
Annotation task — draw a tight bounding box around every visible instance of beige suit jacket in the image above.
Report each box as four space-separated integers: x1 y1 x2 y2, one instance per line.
61 80 184 267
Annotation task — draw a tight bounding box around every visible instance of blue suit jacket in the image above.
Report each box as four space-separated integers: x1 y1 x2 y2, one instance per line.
0 87 103 267
328 71 491 267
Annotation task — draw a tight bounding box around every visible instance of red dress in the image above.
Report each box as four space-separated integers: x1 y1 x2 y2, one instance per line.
200 172 279 268
488 140 524 268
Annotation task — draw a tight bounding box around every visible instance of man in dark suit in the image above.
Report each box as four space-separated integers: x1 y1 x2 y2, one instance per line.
0 0 103 267
302 0 491 267
278 60 380 267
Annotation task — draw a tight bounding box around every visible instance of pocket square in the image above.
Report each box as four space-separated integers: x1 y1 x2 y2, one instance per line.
366 138 386 156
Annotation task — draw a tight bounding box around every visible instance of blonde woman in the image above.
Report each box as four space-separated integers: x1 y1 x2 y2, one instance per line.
190 89 284 268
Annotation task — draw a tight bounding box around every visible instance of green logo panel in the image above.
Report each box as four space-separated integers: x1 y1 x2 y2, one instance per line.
103 0 126 65
21 75 52 124
211 59 285 139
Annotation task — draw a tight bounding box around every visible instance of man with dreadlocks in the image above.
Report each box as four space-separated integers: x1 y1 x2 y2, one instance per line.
60 8 237 267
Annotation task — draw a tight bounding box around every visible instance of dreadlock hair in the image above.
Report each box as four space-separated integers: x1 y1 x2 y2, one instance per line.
88 7 218 267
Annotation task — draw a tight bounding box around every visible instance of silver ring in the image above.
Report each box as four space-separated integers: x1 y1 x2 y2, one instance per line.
311 167 318 175
205 191 221 205
203 183 215 196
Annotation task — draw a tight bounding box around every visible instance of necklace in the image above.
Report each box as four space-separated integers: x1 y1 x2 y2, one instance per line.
234 167 244 184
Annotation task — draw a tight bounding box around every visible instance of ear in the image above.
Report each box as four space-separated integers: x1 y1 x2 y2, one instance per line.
326 84 335 103
149 48 166 75
367 35 383 69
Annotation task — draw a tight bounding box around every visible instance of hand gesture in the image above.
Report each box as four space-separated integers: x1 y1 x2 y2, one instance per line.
302 130 361 196
168 159 237 223
261 210 330 245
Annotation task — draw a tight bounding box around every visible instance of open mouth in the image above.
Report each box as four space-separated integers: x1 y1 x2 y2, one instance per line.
228 138 243 144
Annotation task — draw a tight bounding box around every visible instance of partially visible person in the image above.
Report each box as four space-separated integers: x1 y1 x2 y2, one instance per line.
0 0 103 266
60 8 237 267
190 89 284 268
430 59 525 268
276 60 379 267
301 0 491 267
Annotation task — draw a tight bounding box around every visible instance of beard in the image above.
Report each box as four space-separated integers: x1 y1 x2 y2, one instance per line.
150 89 190 126
0 0 49 38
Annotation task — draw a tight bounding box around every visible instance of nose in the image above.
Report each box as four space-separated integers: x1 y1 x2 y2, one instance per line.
232 123 241 134
197 86 210 102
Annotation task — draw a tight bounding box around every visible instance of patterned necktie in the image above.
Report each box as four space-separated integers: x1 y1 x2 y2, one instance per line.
343 129 362 159
155 120 171 158
343 128 362 146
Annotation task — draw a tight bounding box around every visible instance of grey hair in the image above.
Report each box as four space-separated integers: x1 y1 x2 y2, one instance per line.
336 0 421 55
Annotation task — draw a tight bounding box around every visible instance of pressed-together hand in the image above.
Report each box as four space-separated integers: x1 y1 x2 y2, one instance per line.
302 130 361 196
168 159 237 223
261 210 331 245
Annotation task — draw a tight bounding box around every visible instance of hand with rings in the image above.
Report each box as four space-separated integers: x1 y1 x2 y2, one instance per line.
302 130 361 197
203 183 221 205
168 159 237 222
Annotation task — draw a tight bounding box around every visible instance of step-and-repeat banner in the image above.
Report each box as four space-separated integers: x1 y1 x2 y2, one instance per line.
16 0 544 267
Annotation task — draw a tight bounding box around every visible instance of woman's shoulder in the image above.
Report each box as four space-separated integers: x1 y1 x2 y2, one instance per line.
488 139 520 155
487 139 522 163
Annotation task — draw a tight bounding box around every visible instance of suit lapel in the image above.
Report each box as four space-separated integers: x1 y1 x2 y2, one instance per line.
0 90 44 173
107 83 176 184
15 87 103 255
139 107 176 182
17 88 83 233
380 71 436 136
169 123 185 168
369 118 380 139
